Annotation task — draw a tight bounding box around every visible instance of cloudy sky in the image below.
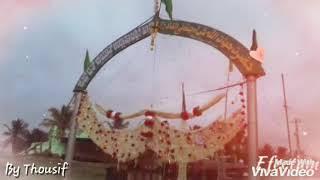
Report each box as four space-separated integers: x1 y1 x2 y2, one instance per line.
0 0 319 157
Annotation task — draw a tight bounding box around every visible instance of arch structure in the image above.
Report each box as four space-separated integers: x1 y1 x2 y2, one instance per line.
74 17 265 92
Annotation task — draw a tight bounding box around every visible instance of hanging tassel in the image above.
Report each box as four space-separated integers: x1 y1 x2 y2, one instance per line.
180 83 189 130
151 0 160 51
150 32 158 51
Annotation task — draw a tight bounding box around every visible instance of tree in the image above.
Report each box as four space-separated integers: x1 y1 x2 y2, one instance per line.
258 144 275 168
276 146 289 159
40 105 72 138
3 119 30 154
24 128 48 154
259 144 274 157
28 128 48 143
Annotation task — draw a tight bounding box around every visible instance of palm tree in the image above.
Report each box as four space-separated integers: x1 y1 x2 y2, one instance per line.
25 128 48 154
40 105 72 138
28 128 48 142
3 119 30 154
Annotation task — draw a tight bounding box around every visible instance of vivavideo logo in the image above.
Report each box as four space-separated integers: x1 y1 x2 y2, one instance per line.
252 156 319 177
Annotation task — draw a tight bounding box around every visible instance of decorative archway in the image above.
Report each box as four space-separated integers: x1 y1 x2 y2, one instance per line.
74 18 265 92
67 16 265 180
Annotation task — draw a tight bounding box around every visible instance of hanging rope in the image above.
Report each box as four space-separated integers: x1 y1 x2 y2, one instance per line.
224 66 232 121
150 35 158 109
156 81 246 110
150 0 160 51
149 0 160 109
187 81 246 96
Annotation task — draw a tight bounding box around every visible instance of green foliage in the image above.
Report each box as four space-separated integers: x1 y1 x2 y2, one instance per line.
26 128 48 144
24 128 48 155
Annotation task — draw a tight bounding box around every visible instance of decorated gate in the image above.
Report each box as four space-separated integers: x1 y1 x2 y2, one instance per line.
65 6 265 179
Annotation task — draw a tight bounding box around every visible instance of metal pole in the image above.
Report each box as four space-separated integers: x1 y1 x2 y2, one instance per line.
281 74 293 156
65 92 82 178
294 118 302 157
246 75 259 180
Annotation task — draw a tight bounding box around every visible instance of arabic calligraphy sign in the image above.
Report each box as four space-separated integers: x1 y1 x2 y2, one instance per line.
74 19 265 91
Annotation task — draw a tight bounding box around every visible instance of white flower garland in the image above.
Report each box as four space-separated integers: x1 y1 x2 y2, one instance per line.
76 94 245 179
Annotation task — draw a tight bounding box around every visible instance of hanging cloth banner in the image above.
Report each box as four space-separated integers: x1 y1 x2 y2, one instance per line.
76 94 246 164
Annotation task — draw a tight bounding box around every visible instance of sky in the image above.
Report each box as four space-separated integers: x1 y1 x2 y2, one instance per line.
0 0 319 157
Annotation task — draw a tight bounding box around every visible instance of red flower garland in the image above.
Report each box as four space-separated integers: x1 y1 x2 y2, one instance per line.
114 112 122 121
239 87 246 117
192 106 202 117
140 131 154 138
180 111 189 121
106 110 113 118
144 120 155 128
144 111 156 117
